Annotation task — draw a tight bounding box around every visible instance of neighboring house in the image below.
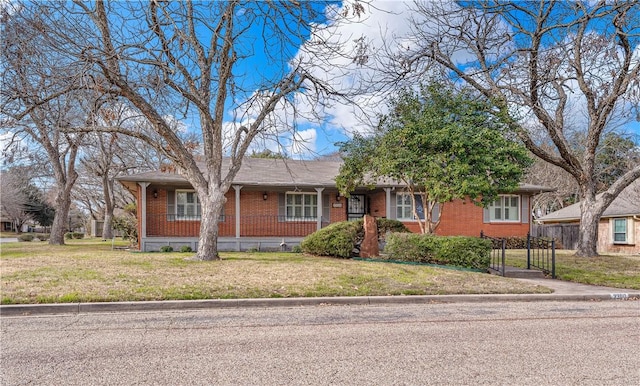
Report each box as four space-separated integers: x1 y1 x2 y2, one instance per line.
537 180 640 254
117 158 552 252
1 215 13 232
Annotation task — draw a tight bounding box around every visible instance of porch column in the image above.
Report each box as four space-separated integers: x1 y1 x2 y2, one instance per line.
138 182 150 240
315 187 324 230
384 188 392 219
233 185 242 238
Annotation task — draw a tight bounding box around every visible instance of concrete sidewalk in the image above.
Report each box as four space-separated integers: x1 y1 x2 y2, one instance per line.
1 278 638 317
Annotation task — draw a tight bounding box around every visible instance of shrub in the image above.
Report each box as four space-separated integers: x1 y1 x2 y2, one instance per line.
376 218 411 236
35 234 50 241
72 232 84 239
160 246 174 252
65 232 73 240
291 245 302 253
113 215 138 243
432 237 492 269
300 218 410 258
180 246 193 253
17 234 34 242
300 221 361 258
382 233 491 270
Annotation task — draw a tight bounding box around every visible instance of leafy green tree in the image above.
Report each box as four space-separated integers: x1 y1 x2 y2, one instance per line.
22 184 55 228
392 1 640 256
337 82 532 234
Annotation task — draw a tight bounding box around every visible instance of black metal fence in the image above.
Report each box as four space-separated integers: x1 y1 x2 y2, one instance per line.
528 233 556 279
481 232 556 279
480 231 506 277
146 214 328 238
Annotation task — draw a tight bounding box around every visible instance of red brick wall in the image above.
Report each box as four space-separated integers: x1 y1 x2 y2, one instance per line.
434 198 530 237
384 196 531 237
370 191 386 218
330 196 347 223
140 187 531 239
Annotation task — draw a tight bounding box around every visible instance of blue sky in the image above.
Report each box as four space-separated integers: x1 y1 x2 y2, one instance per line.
217 0 638 159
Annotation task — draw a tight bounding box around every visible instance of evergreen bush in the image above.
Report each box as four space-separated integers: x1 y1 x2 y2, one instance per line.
17 234 34 242
301 218 410 258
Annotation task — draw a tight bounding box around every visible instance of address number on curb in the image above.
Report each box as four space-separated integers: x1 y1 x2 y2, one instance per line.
610 293 629 299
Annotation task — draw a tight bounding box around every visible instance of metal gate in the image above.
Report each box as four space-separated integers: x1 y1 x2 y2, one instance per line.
347 194 367 221
481 232 556 279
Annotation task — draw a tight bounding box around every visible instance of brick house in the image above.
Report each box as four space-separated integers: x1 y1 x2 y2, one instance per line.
118 158 551 252
537 179 640 254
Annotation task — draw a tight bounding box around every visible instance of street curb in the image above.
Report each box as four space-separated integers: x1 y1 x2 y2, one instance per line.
1 292 639 317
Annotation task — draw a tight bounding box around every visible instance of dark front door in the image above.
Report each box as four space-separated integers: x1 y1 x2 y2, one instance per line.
347 194 367 221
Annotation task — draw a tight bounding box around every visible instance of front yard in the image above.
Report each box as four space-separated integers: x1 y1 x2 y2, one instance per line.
1 238 552 304
1 238 638 304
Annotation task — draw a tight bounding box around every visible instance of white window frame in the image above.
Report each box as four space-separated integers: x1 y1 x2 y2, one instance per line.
488 195 520 222
285 192 318 221
396 192 422 221
611 218 634 245
176 190 201 220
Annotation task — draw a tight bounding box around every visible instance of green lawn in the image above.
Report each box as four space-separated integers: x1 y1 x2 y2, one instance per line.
1 238 550 304
504 249 640 290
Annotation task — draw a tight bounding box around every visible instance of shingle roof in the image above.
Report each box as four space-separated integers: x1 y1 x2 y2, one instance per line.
118 158 343 188
117 157 554 193
538 179 640 222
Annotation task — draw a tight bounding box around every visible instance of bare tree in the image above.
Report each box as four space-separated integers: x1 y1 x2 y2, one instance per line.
0 3 98 245
30 0 365 260
390 1 640 256
0 168 33 233
79 103 164 240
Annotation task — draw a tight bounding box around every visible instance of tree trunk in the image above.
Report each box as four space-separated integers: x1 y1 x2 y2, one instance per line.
194 190 225 261
575 197 602 257
102 213 114 240
49 192 71 245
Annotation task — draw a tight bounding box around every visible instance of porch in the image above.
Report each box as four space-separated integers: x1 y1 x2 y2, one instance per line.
140 214 327 252
141 236 306 253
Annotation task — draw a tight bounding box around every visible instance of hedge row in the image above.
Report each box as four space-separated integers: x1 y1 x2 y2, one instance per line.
382 233 492 270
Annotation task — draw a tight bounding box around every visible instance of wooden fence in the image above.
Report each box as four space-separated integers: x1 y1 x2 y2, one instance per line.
531 223 579 250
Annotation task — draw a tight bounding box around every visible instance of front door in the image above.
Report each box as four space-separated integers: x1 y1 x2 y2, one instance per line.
347 194 367 221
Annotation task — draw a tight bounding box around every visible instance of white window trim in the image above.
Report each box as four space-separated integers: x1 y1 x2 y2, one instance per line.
488 194 521 223
396 192 421 221
176 189 201 221
285 192 318 221
611 217 634 245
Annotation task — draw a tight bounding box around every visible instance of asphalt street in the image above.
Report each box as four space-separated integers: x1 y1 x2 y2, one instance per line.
1 300 639 385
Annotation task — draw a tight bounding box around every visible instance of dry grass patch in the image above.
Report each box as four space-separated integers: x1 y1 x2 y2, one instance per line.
1 239 551 304
505 249 640 290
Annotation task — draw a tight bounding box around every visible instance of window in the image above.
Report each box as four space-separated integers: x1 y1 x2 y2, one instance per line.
286 193 317 220
176 190 201 220
488 195 520 222
613 218 628 244
396 193 425 221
